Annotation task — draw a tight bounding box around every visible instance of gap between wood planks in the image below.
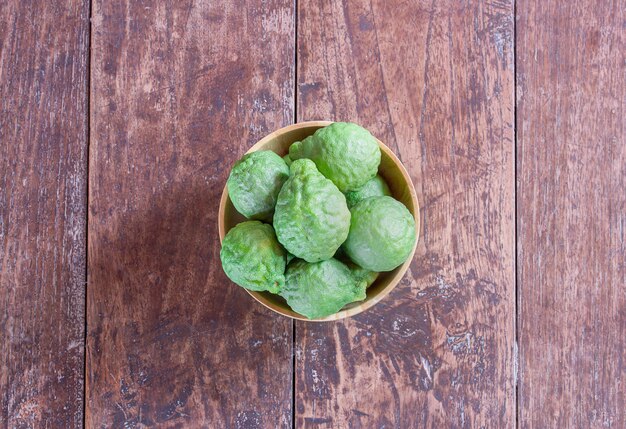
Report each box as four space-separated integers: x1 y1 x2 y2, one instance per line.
82 0 93 426
513 1 519 429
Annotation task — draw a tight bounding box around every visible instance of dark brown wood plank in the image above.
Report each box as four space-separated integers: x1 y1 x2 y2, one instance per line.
87 1 294 426
0 1 89 427
517 1 625 427
296 0 515 427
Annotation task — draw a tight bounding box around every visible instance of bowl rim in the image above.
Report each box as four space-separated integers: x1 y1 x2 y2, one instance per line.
218 120 420 322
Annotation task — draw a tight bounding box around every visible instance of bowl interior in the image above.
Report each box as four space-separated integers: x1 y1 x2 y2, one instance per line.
218 121 419 321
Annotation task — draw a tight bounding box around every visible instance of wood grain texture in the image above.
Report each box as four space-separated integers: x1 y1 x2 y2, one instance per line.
517 1 626 427
296 0 515 427
87 1 294 427
0 1 89 427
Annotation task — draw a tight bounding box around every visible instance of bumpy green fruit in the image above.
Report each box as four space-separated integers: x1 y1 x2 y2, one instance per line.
227 150 289 222
283 154 293 166
343 196 416 271
344 175 391 208
334 250 379 288
220 221 286 293
274 159 350 262
289 122 381 192
346 262 379 288
281 258 367 319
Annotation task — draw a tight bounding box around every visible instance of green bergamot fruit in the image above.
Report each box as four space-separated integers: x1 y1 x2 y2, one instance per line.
281 258 367 319
343 196 416 271
220 221 286 293
227 150 289 222
344 174 391 208
289 122 381 192
273 159 350 262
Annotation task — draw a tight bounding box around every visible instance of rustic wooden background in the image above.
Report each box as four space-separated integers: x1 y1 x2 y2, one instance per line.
0 0 623 428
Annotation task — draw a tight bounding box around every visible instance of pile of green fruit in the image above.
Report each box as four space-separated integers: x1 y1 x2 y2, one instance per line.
220 122 416 319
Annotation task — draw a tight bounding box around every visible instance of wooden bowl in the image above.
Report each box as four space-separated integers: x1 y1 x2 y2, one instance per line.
218 121 420 321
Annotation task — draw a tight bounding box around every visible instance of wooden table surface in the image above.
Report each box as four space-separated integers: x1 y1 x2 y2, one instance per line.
1 0 624 428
